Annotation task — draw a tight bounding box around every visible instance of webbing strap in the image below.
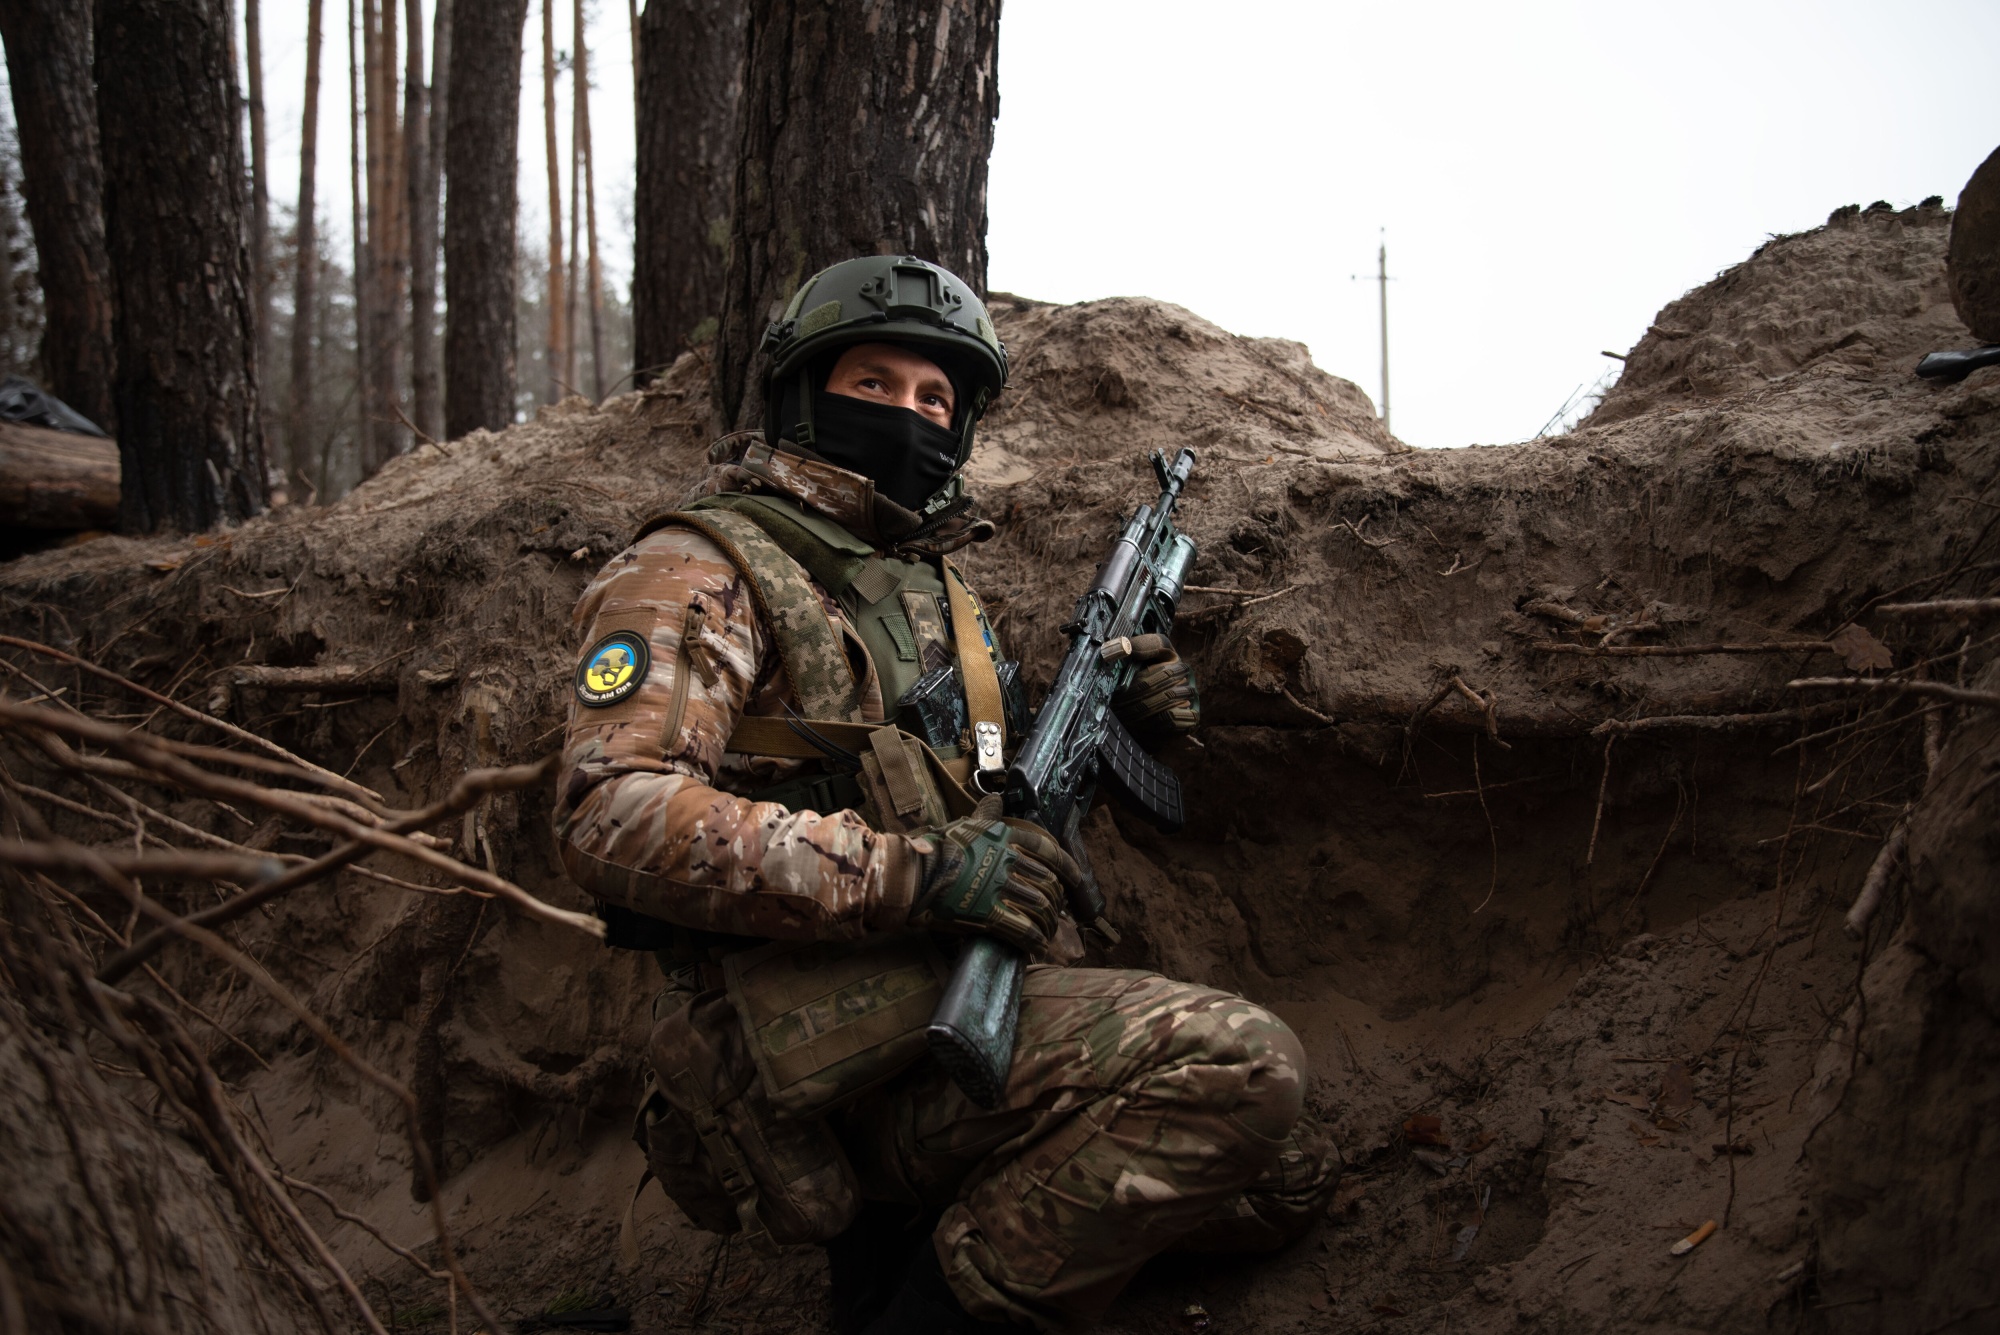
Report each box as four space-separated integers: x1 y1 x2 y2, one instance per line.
944 560 1007 762
727 713 878 759
660 510 864 723
618 1169 656 1265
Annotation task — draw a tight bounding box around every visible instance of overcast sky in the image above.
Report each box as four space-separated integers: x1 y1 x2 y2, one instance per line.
248 1 2000 449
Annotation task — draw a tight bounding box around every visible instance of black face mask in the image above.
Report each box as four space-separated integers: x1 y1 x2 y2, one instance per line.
806 389 960 512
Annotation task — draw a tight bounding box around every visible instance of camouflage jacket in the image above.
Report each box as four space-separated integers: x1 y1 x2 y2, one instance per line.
553 439 997 944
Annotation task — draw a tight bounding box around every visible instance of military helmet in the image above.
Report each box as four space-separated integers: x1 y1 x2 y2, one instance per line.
759 254 1008 470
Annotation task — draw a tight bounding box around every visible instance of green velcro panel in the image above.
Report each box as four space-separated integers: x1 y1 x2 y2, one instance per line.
882 613 918 662
798 300 843 338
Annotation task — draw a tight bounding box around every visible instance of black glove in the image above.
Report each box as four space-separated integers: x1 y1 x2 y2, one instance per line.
1110 633 1200 745
911 801 1082 954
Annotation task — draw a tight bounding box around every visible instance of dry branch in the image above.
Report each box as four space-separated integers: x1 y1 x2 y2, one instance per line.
1787 677 2000 710
97 754 564 984
1530 640 1836 658
0 701 597 939
0 839 281 884
0 633 383 803
1592 701 1855 736
1843 819 1908 940
221 664 397 691
1876 598 2000 619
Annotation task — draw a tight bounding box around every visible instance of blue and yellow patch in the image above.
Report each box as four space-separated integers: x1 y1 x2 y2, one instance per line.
575 632 649 708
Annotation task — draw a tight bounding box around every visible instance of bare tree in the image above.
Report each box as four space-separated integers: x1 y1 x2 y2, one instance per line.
632 0 744 385
404 0 436 443
540 0 566 403
575 0 604 400
96 0 266 531
443 0 530 437
0 0 115 433
712 0 998 432
287 0 325 495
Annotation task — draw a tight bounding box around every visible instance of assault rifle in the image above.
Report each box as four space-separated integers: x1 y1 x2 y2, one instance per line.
928 447 1200 1107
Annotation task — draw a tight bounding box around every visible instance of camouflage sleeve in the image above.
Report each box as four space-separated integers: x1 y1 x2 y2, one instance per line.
552 528 922 941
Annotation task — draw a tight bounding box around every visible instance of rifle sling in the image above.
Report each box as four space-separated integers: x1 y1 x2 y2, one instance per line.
944 559 1007 761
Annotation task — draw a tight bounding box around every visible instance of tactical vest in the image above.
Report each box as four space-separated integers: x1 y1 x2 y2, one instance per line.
652 491 1023 831
617 493 1029 1254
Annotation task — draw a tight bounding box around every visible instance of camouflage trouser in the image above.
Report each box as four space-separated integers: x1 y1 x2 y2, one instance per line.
831 966 1339 1329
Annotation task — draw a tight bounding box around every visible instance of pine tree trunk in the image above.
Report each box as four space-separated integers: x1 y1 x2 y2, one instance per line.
411 0 448 442
245 0 271 470
0 0 116 434
576 0 603 400
712 0 998 432
287 0 324 496
632 0 743 384
443 0 529 438
564 68 580 395
403 0 436 444
361 0 407 473
95 0 267 532
348 0 369 475
540 0 565 404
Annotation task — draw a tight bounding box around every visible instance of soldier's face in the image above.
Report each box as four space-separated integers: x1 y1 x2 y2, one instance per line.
825 343 956 429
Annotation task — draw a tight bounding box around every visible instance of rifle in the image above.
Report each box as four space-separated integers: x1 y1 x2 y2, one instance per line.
927 448 1200 1107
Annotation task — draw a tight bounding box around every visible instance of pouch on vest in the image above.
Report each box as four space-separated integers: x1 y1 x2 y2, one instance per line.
723 932 949 1119
643 986 860 1249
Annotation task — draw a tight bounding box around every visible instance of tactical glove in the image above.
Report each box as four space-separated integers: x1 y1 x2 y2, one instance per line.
1110 633 1201 745
910 803 1081 955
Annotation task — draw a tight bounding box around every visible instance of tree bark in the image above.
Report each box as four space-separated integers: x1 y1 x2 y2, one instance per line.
245 0 271 463
564 51 580 395
95 0 266 532
576 0 603 400
411 0 449 442
712 0 997 432
632 0 743 384
540 0 566 403
287 0 324 496
404 0 436 443
361 0 407 473
0 0 116 434
443 0 529 438
348 0 368 476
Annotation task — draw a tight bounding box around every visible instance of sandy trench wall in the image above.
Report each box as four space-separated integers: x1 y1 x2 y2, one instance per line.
0 202 1997 1331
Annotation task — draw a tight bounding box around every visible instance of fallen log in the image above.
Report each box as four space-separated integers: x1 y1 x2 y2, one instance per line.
0 419 119 530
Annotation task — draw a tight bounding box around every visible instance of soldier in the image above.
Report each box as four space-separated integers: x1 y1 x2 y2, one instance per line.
555 255 1339 1332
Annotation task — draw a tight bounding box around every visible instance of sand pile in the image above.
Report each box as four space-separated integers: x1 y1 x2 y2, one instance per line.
2 201 1996 1333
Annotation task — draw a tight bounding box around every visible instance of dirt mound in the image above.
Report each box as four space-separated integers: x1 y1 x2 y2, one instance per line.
4 204 1998 1332
1950 145 2000 341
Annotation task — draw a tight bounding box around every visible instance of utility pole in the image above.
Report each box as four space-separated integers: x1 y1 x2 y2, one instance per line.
1376 232 1390 436
1353 230 1393 435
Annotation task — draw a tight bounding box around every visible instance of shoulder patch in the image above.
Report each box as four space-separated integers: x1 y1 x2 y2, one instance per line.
576 631 650 708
